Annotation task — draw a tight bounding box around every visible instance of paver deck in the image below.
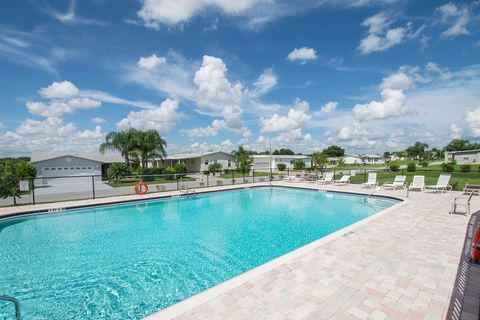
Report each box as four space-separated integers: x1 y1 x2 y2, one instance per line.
0 182 478 319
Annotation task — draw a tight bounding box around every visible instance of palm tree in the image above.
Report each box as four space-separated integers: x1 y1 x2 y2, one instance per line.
99 128 138 167
232 145 252 174
135 129 167 168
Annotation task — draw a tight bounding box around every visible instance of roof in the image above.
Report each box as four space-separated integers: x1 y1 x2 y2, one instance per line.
31 152 124 164
252 155 311 159
447 149 480 155
346 154 384 159
163 151 234 160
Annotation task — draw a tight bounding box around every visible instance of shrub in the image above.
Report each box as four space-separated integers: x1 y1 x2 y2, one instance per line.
136 167 154 181
293 160 306 170
451 181 459 191
164 166 176 180
442 162 455 172
277 163 286 171
389 164 400 172
107 163 131 183
406 162 416 172
208 162 223 175
174 163 188 175
460 164 471 172
420 161 429 167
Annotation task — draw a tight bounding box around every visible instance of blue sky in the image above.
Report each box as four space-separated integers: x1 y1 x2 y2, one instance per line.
0 0 479 156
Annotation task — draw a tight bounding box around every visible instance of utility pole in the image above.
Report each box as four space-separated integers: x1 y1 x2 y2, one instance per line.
269 137 273 186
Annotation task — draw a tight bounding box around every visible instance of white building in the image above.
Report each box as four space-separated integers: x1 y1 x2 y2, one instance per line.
156 151 236 172
445 149 480 164
343 154 385 165
252 155 313 171
31 152 124 179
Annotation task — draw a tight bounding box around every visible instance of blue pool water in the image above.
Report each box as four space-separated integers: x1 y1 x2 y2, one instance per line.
0 187 399 319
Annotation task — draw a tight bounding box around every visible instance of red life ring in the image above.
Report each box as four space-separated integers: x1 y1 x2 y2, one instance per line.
135 182 148 195
472 226 480 263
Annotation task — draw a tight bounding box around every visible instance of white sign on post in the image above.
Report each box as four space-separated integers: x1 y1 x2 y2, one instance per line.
19 180 29 191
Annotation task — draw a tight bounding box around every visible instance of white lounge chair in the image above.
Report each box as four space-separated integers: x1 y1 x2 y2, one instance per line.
361 172 377 188
450 192 474 215
334 175 350 185
408 175 425 191
318 172 334 184
383 175 406 190
426 174 452 193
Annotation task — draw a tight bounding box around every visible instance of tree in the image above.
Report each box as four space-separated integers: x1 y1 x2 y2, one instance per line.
322 145 345 157
405 142 429 161
358 154 368 164
272 148 295 155
383 152 391 160
430 148 444 159
445 139 480 151
293 160 306 170
337 158 346 167
135 129 167 168
277 163 286 171
100 128 139 167
311 152 329 173
107 163 131 183
233 145 252 174
208 162 223 175
0 160 37 205
174 163 188 175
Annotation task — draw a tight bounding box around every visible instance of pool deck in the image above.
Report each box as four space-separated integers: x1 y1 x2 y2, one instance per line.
1 182 478 319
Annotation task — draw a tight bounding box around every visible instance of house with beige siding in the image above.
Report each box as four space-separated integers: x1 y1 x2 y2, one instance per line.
156 151 236 172
444 149 480 164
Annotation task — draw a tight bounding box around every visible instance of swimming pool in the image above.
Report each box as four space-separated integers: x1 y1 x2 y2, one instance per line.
0 187 399 319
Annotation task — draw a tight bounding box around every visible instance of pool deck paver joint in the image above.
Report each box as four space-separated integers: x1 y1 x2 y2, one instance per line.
0 182 478 320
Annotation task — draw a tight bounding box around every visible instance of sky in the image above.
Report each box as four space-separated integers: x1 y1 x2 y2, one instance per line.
0 0 479 157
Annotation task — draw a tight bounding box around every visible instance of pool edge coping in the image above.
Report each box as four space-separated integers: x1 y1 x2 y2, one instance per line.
144 184 407 320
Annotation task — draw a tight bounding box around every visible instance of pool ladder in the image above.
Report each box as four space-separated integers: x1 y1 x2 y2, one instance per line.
0 295 20 320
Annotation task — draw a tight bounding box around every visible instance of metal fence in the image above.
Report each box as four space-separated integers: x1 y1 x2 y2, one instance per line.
1 167 478 207
0 170 292 207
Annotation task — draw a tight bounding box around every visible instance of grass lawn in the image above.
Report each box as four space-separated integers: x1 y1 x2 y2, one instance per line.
107 177 195 188
218 172 270 179
336 170 480 191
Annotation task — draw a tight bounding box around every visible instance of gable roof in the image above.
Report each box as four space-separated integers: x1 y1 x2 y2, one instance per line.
31 152 124 164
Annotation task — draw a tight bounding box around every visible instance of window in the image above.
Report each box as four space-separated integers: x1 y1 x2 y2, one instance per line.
51 168 56 170
463 156 469 160
290 160 294 164
64 167 68 170
76 167 80 170
204 160 209 165
58 168 62 170
70 167 74 170
82 167 86 169
87 167 92 169
45 168 50 171
228 160 231 167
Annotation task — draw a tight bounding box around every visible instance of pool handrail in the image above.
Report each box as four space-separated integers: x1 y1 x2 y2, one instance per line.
0 295 20 320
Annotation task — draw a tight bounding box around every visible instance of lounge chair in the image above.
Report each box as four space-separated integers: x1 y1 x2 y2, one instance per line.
318 172 334 184
408 175 425 191
450 192 474 215
361 172 377 188
334 175 350 185
425 174 452 193
383 175 406 190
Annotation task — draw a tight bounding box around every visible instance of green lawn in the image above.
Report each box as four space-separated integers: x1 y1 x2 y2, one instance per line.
334 170 480 191
107 177 195 188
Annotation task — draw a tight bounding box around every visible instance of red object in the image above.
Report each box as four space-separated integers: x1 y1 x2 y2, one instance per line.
135 182 148 195
472 227 480 263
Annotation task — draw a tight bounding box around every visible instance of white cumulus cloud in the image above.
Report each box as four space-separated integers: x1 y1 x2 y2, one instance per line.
261 99 311 132
38 80 80 99
465 107 480 137
320 101 338 113
117 98 180 135
137 53 166 70
253 68 277 96
358 13 406 54
287 47 317 63
435 2 472 38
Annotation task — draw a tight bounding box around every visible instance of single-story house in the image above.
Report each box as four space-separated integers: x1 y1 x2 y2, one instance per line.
31 152 124 180
156 151 236 173
252 155 313 171
445 149 480 164
343 154 385 165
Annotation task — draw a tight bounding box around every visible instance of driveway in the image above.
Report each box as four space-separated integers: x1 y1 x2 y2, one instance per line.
34 177 113 195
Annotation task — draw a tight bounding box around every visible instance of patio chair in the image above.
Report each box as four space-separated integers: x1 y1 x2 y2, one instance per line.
333 175 350 185
383 175 406 190
318 172 334 184
425 174 452 193
408 175 425 191
361 172 377 188
450 192 474 215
